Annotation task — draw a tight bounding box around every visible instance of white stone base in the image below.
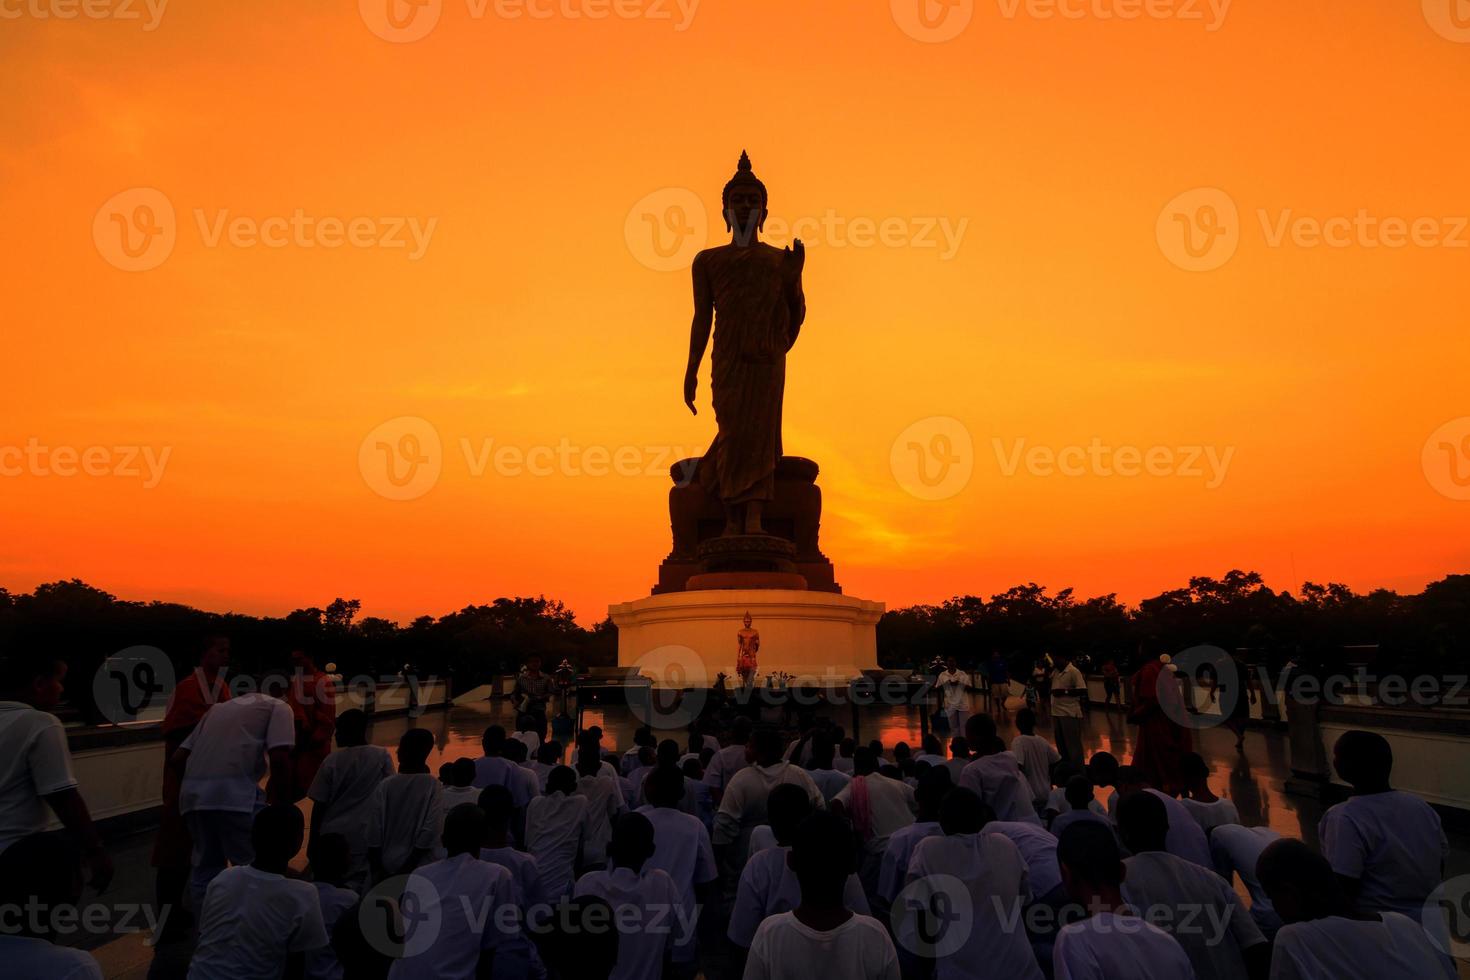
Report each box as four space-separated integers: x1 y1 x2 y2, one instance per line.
610 590 884 688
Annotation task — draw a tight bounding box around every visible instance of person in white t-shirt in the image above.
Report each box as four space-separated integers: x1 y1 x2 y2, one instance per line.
959 716 1042 826
1209 824 1282 937
877 766 948 904
831 746 918 901
729 784 871 950
1256 836 1455 980
715 728 824 861
1112 767 1213 869
1178 753 1240 835
474 785 544 913
440 757 481 810
806 734 853 803
703 716 754 803
1049 776 1113 840
1116 791 1267 980
189 804 330 980
1051 820 1195 979
0 832 104 980
0 653 112 890
637 766 718 969
1319 730 1447 922
1049 653 1087 765
743 808 900 980
474 726 534 844
526 765 588 902
304 833 358 980
365 728 444 881
575 736 627 868
1011 708 1061 808
175 680 296 905
308 708 395 890
937 656 972 736
900 787 1042 980
389 803 530 980
833 737 857 775
574 811 684 980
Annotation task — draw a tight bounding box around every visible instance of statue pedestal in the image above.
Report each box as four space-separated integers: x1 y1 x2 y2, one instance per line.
610 589 883 687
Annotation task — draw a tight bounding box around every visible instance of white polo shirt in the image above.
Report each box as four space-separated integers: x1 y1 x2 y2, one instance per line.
0 701 78 854
1053 912 1195 979
744 911 900 980
189 866 329 979
573 866 683 980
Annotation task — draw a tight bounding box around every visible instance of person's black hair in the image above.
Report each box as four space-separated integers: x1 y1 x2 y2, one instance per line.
535 897 619 980
310 832 352 885
767 782 815 846
399 728 434 764
0 652 63 695
1016 707 1037 734
938 787 988 835
1256 838 1344 922
921 733 943 756
949 736 969 758
504 739 528 764
893 741 912 761
852 745 878 775
607 811 656 871
1064 775 1095 811
915 765 953 813
478 784 514 829
547 765 577 795
538 741 562 765
442 802 486 855
252 803 305 864
645 766 685 808
656 739 681 768
335 708 369 744
1051 760 1080 788
810 732 836 768
751 727 783 763
788 811 858 905
1087 751 1119 785
681 758 702 780
838 737 855 756
450 757 476 787
1056 821 1125 889
482 725 507 754
576 745 603 777
964 713 998 746
1115 790 1168 853
1334 730 1393 788
1180 752 1210 783
634 725 656 747
730 715 753 742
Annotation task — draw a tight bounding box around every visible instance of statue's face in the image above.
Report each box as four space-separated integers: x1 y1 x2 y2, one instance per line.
743 613 753 628
725 187 767 240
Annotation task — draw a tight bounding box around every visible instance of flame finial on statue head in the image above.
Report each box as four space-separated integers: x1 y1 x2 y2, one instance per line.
722 149 767 209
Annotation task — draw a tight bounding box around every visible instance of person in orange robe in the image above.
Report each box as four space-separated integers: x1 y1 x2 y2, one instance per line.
285 648 337 803
1128 655 1193 796
152 633 231 933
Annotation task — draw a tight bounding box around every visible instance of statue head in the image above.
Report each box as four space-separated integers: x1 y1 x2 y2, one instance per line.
722 150 768 242
743 611 753 628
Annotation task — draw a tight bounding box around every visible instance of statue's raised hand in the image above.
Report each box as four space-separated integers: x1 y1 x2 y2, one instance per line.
785 238 805 275
683 368 698 415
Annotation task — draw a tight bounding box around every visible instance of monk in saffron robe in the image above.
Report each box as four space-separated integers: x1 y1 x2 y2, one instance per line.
1129 655 1193 796
152 634 231 931
284 648 337 803
684 151 806 535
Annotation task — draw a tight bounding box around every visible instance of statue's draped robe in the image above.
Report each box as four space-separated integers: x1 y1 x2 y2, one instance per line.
695 244 797 505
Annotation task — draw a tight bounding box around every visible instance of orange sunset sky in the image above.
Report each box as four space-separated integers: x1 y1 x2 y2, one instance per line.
3 1 1468 625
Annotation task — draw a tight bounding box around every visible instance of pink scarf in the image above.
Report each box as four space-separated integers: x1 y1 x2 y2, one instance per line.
848 774 874 842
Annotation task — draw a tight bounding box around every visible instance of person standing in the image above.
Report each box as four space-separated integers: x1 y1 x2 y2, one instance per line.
152 634 231 934
174 675 296 906
1128 654 1192 796
936 656 970 736
985 652 1010 719
285 648 337 803
512 654 555 742
1050 652 1087 766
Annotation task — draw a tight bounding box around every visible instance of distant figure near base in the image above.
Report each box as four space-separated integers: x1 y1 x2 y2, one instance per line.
683 151 806 536
737 612 760 685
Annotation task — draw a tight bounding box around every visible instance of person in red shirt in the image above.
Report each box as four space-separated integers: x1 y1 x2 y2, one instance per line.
152 633 231 935
284 648 337 803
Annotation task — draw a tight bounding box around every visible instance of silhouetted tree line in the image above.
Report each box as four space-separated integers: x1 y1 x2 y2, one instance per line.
876 570 1470 679
0 579 616 724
